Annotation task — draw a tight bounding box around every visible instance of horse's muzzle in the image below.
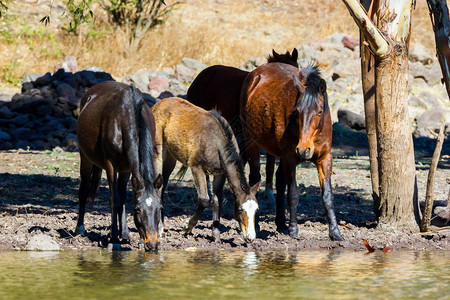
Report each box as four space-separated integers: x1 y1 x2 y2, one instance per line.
144 232 159 252
145 241 159 252
296 147 312 160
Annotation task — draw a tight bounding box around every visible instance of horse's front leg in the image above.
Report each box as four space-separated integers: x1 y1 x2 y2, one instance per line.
315 152 343 241
212 174 226 242
275 160 288 233
118 172 131 243
184 166 210 235
282 154 300 237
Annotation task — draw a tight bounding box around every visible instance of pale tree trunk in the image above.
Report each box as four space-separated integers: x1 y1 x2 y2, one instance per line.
427 0 450 99
342 0 417 228
360 0 380 218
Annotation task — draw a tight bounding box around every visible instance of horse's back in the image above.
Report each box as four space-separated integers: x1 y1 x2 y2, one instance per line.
187 65 248 120
153 97 228 168
77 81 144 170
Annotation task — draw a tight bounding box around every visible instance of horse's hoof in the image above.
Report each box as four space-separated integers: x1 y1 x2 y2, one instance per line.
330 231 343 241
75 225 85 236
276 225 289 235
120 231 130 242
288 225 299 237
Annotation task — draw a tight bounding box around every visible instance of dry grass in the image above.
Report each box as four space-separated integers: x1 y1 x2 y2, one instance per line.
0 0 438 86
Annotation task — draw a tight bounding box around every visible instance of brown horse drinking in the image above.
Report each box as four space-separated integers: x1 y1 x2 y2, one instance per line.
240 63 343 241
76 81 163 251
187 48 299 202
152 97 260 242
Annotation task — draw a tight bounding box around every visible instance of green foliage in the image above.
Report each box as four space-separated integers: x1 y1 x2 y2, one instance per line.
0 0 9 18
0 60 20 85
62 0 94 35
99 0 179 50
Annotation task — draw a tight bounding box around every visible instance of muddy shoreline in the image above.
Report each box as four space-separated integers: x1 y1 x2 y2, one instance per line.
0 149 449 252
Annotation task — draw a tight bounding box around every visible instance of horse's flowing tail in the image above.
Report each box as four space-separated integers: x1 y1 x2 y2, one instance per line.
131 86 155 191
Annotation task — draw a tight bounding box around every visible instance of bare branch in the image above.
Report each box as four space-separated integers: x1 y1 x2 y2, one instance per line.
341 0 389 56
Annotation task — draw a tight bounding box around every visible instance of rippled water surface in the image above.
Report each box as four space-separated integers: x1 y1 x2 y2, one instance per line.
0 250 449 299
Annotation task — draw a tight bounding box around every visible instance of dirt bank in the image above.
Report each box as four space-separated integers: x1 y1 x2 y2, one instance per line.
0 145 449 252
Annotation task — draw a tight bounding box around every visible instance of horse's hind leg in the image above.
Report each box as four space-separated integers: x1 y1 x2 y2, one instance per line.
76 154 98 236
315 153 342 241
105 161 120 244
184 166 210 235
212 174 226 242
118 172 131 242
264 154 276 208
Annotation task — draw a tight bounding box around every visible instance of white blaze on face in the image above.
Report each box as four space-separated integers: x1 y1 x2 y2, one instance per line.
242 199 258 240
145 197 153 207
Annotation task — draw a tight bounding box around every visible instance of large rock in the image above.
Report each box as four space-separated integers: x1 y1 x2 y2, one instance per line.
148 76 169 98
121 69 152 93
181 57 207 73
413 109 446 138
173 64 196 83
338 109 365 131
331 58 361 80
25 234 60 251
409 43 434 65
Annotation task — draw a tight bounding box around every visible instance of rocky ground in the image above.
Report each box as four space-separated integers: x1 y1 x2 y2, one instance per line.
0 144 449 252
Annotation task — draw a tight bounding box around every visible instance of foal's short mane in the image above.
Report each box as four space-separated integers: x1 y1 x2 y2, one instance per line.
209 110 250 193
295 64 328 114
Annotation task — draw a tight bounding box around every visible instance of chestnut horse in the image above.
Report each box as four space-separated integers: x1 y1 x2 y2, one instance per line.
152 97 260 242
76 81 163 251
240 64 342 241
187 48 299 203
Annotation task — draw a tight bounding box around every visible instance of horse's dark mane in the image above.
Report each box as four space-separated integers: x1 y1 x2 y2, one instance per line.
295 64 325 113
209 110 250 193
132 86 156 193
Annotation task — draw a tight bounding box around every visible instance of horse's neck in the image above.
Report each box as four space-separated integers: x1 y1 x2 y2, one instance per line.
222 156 248 196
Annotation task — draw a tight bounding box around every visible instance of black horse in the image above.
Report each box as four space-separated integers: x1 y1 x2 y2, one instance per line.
76 81 163 251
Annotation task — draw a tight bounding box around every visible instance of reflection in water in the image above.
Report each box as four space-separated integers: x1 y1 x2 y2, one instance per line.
0 250 448 299
243 251 258 273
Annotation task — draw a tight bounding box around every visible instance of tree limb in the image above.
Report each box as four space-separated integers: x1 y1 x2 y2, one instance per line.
420 121 446 232
341 0 389 56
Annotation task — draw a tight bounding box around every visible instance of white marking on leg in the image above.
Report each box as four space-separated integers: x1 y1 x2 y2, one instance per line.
242 199 258 240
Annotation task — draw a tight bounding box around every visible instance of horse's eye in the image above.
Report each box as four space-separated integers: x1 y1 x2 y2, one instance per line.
238 208 244 213
318 110 323 116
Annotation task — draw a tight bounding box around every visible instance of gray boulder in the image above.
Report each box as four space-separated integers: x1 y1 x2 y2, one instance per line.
25 234 60 251
338 109 365 131
409 43 434 65
181 57 207 73
121 69 152 93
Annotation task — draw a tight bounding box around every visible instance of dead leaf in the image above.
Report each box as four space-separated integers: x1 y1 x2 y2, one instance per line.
362 239 375 253
382 246 392 253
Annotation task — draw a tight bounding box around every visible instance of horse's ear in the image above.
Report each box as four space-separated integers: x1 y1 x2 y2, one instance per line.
250 181 261 195
154 174 163 190
292 48 298 61
319 78 327 94
272 49 280 59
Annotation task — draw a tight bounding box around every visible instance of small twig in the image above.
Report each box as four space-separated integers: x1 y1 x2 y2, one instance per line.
420 122 446 232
